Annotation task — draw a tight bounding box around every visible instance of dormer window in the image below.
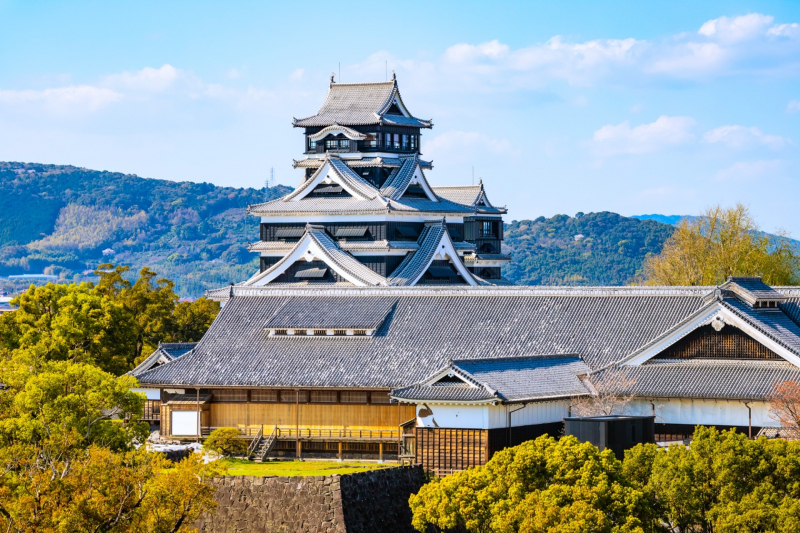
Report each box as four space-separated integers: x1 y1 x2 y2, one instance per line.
308 139 317 151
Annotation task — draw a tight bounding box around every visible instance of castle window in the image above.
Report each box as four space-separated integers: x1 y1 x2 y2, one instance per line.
325 139 337 149
251 390 278 402
365 134 377 148
411 135 417 150
393 134 400 150
340 391 369 404
480 221 494 238
402 134 410 150
339 139 350 149
308 139 316 151
385 133 391 148
310 390 338 403
280 390 309 403
370 391 391 404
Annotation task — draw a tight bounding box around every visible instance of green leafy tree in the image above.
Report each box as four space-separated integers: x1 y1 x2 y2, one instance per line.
0 354 220 532
203 427 249 457
409 435 659 533
623 426 800 533
0 265 219 374
644 204 799 285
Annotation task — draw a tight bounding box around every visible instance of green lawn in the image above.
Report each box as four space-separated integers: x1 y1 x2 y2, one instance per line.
221 458 391 477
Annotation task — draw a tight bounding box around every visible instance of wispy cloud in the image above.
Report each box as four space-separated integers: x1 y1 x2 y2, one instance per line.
102 64 180 92
592 115 695 155
0 85 122 114
704 125 787 149
715 159 783 182
789 100 800 113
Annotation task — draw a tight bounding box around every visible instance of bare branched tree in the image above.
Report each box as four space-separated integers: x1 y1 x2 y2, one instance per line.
572 370 638 417
767 380 800 438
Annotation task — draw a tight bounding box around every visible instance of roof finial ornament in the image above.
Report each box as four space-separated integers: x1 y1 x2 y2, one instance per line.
330 73 336 85
391 70 396 82
229 282 235 299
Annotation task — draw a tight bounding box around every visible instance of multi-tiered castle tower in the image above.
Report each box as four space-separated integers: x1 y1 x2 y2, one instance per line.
242 74 510 287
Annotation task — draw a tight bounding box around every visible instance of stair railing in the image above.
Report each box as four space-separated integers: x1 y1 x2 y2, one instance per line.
247 425 263 456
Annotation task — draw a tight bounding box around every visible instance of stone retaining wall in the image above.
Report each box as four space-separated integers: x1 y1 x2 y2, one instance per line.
195 465 425 533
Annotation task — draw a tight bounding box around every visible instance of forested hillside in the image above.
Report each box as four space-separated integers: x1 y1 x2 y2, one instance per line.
0 162 291 297
0 162 678 295
502 212 675 285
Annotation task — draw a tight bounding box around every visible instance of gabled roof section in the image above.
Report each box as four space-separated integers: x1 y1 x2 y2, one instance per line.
293 74 432 128
391 355 591 404
380 155 438 202
130 342 197 378
308 124 367 141
619 287 800 368
388 220 479 286
282 154 382 202
720 276 787 308
243 224 388 287
591 359 800 401
433 180 506 214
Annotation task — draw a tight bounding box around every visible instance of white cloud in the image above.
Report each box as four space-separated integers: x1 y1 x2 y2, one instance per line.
103 64 180 92
767 23 800 38
704 125 787 149
0 85 122 114
289 68 305 81
592 115 695 155
698 13 774 43
789 100 800 113
715 159 783 181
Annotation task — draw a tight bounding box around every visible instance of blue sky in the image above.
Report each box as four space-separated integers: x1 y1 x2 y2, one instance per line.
1 1 798 234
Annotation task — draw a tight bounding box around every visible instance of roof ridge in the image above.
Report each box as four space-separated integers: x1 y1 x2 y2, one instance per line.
453 353 582 364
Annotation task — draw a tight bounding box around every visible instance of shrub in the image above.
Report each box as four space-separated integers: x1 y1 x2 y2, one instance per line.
204 428 249 457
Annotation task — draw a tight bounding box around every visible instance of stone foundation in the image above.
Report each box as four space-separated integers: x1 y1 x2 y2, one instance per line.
195 465 425 533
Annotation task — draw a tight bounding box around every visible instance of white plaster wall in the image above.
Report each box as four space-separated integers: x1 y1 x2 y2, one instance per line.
488 400 572 429
628 399 776 427
416 404 489 429
132 387 161 400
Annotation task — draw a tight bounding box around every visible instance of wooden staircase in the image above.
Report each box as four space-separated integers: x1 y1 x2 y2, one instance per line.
250 426 277 463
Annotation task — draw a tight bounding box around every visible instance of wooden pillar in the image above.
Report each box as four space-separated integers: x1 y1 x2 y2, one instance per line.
196 388 200 443
297 440 302 460
295 388 300 460
379 442 383 464
338 441 343 462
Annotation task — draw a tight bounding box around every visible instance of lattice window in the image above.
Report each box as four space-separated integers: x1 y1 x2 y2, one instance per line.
340 391 369 404
212 390 248 402
655 324 780 360
251 390 278 402
280 390 309 403
370 391 391 404
310 390 338 403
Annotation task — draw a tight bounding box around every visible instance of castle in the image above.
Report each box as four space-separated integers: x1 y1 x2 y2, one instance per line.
132 77 800 476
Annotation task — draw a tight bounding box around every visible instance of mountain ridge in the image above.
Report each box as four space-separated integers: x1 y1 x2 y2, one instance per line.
0 162 678 294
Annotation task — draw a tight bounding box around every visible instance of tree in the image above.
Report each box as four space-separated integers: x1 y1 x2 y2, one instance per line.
409 435 659 533
571 370 638 417
0 265 220 375
203 428 249 457
768 381 800 437
644 204 799 286
0 356 220 532
623 426 800 533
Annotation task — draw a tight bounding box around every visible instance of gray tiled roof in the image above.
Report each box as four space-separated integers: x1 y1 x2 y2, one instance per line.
432 182 505 214
265 297 397 330
130 342 197 378
248 190 475 217
391 383 498 402
595 359 800 400
392 355 591 403
723 277 787 305
282 154 381 202
722 298 800 358
293 78 432 128
380 156 426 200
307 124 367 141
135 286 712 389
387 220 477 286
293 157 433 170
243 225 389 287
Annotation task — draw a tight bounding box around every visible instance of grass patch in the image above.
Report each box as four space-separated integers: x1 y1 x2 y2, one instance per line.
221 458 390 477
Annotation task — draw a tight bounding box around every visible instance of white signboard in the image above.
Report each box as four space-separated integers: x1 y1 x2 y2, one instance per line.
171 410 199 436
